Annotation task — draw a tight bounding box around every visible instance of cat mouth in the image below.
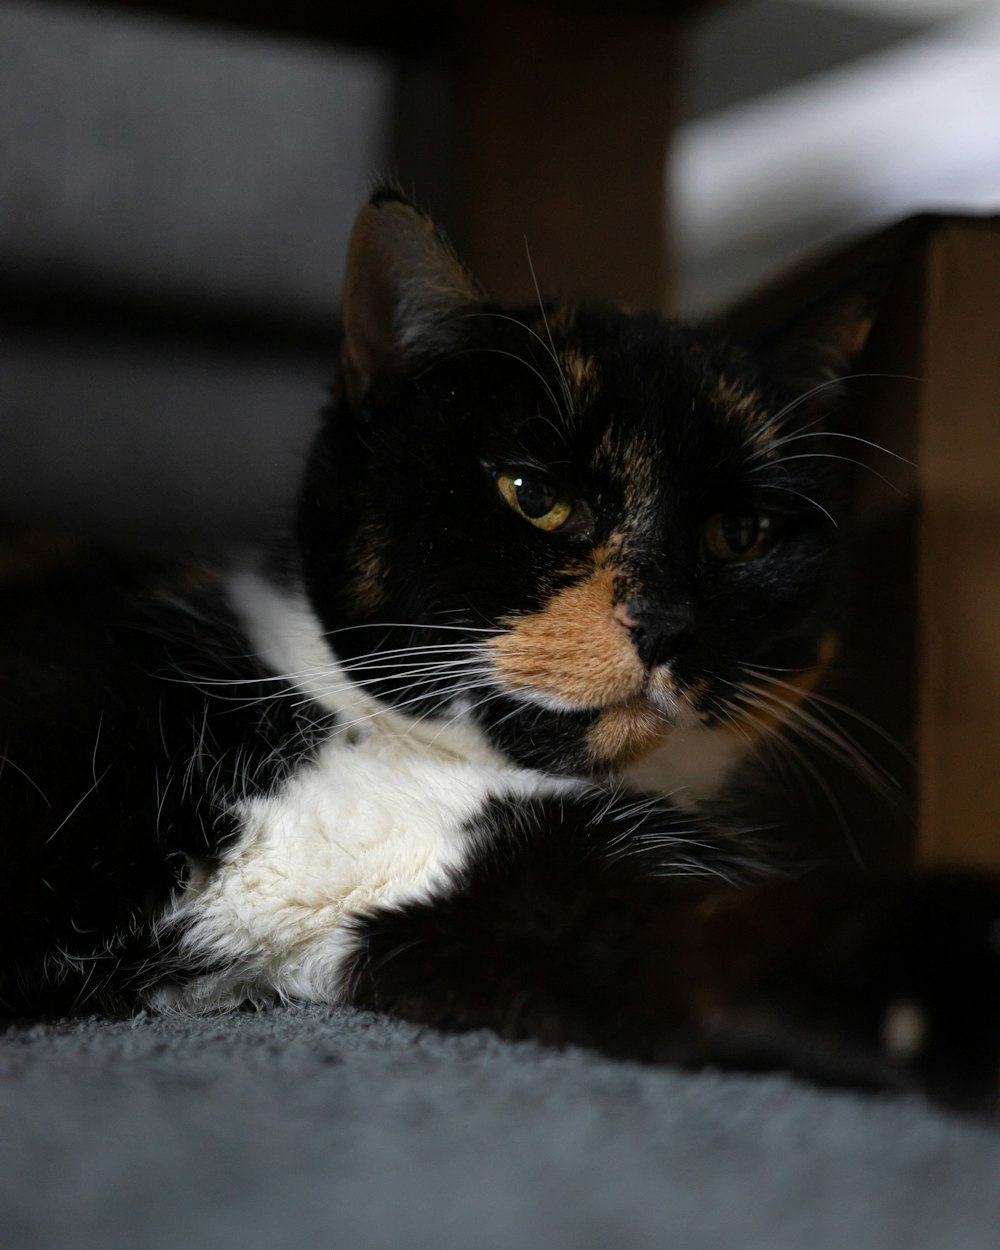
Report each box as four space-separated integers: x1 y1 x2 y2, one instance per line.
485 591 704 726
493 674 702 731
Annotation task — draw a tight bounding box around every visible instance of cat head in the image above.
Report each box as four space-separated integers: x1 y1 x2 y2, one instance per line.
297 190 875 783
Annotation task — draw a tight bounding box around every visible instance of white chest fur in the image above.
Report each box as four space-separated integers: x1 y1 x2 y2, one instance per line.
151 730 563 1011
148 571 572 1011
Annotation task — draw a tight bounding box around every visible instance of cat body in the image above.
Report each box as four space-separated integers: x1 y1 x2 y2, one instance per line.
3 192 999 1110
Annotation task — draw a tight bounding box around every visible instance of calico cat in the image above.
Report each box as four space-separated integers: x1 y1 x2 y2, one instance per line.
3 190 1000 1111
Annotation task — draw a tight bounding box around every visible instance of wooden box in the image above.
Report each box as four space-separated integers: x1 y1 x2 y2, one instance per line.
734 216 1000 871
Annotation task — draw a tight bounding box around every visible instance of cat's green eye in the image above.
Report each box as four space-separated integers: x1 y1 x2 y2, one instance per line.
495 472 574 532
703 511 778 562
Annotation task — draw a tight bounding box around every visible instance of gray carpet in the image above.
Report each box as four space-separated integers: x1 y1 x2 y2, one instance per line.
2 1007 998 1250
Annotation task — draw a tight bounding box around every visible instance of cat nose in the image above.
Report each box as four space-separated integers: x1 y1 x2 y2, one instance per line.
620 598 695 669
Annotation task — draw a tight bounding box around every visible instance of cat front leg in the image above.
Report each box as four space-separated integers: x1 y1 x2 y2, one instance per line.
341 794 1000 1112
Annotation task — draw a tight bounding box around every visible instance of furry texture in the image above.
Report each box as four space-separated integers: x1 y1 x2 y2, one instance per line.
3 191 1000 1112
152 573 579 1011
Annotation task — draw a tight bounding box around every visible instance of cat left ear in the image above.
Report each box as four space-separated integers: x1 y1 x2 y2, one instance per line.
770 285 877 394
340 189 484 405
760 267 890 401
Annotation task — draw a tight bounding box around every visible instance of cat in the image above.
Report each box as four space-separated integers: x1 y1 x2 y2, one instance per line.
2 189 999 1112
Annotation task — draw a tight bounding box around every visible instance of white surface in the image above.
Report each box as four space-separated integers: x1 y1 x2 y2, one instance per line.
796 0 990 19
673 6 1000 312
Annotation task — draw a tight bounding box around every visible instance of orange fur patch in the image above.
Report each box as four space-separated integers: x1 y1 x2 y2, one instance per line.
594 428 656 520
489 561 644 708
714 376 774 454
587 697 669 766
560 349 599 408
730 632 839 742
546 305 577 335
714 376 762 423
348 520 389 614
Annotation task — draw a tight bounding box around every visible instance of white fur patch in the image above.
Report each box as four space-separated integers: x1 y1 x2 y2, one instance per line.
148 572 574 1011
623 724 751 810
226 569 504 769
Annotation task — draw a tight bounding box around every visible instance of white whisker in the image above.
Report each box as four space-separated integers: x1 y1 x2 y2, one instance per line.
461 310 573 426
523 236 576 420
443 346 566 424
755 483 838 529
763 429 917 467
744 371 921 457
723 695 866 868
741 668 913 766
751 452 907 496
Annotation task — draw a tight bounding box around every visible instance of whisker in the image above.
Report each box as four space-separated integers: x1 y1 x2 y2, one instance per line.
723 695 866 868
741 668 913 766
323 679 503 742
417 684 517 747
322 621 500 638
523 235 576 419
441 346 565 423
44 764 114 845
160 638 495 690
729 681 879 776
167 656 497 715
745 371 921 455
755 483 838 529
289 663 497 714
461 310 572 425
750 452 907 496
763 429 917 467
727 682 901 807
0 752 52 806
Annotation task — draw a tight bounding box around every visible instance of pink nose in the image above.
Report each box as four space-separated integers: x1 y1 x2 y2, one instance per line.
612 603 639 632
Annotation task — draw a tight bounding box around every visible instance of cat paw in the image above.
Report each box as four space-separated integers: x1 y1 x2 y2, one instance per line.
847 873 1000 1112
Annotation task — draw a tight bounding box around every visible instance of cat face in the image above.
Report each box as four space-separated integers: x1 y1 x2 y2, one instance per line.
297 192 870 780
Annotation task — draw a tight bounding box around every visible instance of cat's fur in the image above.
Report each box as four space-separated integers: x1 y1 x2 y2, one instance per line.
3 191 999 1111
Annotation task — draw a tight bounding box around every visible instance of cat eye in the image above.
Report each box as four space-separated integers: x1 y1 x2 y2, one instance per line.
703 511 778 562
494 471 574 532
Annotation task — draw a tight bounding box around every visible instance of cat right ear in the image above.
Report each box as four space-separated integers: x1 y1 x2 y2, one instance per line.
340 189 484 406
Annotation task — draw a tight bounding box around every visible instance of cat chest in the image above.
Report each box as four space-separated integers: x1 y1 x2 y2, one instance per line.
152 733 558 1008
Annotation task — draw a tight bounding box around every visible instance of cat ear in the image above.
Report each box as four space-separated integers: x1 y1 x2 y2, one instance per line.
340 189 484 404
747 254 901 410
768 283 878 395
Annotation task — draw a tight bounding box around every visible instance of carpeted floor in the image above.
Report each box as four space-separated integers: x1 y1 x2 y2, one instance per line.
2 1007 999 1250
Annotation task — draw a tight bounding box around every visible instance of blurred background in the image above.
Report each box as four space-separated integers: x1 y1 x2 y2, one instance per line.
1 0 999 540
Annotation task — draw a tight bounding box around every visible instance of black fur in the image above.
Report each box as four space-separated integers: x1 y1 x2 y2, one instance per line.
346 799 1000 1110
299 303 845 776
0 548 328 1013
3 190 1000 1114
